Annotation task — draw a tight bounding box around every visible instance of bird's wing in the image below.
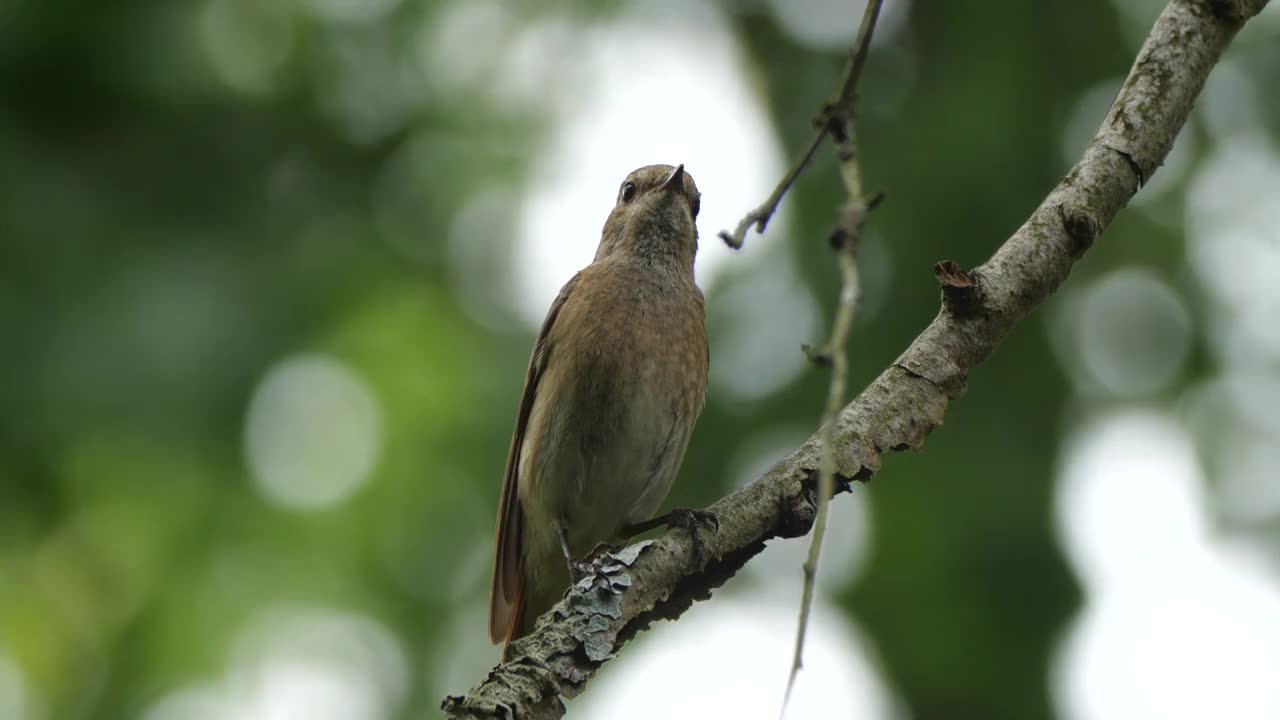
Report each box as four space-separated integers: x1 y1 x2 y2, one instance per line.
489 272 582 646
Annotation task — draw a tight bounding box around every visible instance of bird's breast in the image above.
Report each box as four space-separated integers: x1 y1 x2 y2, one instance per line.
519 263 707 555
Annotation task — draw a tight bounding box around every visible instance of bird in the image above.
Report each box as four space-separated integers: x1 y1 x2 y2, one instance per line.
489 163 712 659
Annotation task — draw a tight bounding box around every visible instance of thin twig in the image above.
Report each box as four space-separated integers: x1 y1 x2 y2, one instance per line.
782 227 861 718
781 148 872 720
777 2 883 714
719 0 885 250
717 134 826 249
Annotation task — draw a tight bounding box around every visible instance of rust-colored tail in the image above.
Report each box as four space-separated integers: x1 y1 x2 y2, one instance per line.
498 571 526 662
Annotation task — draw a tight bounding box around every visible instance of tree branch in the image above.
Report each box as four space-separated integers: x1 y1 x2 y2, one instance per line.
442 1 1270 716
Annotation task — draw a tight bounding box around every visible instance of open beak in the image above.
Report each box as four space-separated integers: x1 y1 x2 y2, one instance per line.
659 164 685 193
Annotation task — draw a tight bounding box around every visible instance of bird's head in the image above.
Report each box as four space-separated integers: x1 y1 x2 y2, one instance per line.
596 164 701 269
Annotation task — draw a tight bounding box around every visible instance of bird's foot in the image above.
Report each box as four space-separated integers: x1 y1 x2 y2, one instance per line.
670 508 719 568
623 507 719 569
566 542 620 583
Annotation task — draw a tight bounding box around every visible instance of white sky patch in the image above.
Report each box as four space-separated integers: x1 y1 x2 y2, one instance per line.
1054 411 1206 592
512 0 789 328
575 594 902 720
1052 409 1280 719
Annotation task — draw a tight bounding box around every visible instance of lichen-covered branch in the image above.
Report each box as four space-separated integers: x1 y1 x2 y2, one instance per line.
442 1 1270 717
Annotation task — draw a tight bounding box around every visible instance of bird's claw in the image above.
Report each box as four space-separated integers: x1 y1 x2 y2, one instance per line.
567 541 620 583
567 559 594 584
666 507 719 569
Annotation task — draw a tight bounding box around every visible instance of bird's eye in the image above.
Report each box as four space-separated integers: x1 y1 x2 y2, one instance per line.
621 182 637 203
690 194 701 219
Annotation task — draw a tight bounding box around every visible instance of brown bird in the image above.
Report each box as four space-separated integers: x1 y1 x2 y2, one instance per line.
489 164 712 657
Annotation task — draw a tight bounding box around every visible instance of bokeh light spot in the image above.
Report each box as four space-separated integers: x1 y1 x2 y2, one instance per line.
1186 133 1280 366
230 610 408 720
446 186 523 332
1055 410 1204 591
420 0 513 95
1059 79 1122 169
1198 59 1263 140
245 354 381 511
1181 373 1280 525
710 254 821 403
304 0 401 24
313 26 424 144
0 654 28 720
199 0 293 96
1214 432 1280 524
142 609 408 720
1052 268 1191 398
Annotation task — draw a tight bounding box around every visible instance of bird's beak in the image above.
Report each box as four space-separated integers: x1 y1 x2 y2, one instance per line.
660 164 685 193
